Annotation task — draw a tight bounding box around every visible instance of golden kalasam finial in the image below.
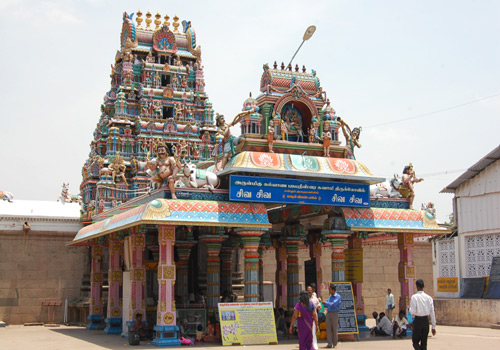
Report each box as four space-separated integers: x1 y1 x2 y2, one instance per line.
163 13 170 28
136 9 143 29
145 11 152 30
154 12 161 29
172 14 179 32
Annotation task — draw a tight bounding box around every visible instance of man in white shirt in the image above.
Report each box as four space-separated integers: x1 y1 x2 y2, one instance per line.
385 288 395 321
373 312 392 336
410 279 436 350
392 309 409 338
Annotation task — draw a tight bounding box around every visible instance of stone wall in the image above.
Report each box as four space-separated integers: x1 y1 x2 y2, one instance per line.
0 230 88 324
362 241 434 314
434 299 500 327
257 240 433 315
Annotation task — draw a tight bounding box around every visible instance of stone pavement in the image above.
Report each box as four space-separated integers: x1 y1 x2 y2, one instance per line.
1 324 499 350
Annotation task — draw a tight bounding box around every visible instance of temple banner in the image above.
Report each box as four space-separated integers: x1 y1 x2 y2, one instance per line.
344 249 363 283
230 175 370 207
437 277 459 292
218 302 277 346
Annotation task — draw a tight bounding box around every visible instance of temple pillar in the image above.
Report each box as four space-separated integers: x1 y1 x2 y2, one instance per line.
220 239 236 296
398 232 415 312
128 226 146 324
275 241 288 309
235 229 265 302
88 241 105 330
258 244 265 301
175 241 195 306
105 234 123 334
322 230 350 282
199 228 227 312
153 225 181 347
347 234 368 331
307 231 323 296
283 239 301 315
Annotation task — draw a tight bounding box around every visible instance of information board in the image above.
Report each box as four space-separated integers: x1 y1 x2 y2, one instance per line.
345 249 363 283
230 175 370 207
218 302 277 346
329 282 359 334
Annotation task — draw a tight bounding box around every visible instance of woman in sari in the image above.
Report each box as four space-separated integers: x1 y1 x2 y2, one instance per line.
289 290 319 350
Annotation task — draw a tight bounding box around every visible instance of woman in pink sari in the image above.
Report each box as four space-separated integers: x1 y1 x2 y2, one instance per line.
289 290 319 350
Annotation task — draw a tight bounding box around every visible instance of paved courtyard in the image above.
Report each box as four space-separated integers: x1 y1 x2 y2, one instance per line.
1 322 499 350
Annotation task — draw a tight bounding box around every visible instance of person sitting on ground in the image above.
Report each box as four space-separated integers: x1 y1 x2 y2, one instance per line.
369 311 380 334
373 312 393 336
195 325 204 342
179 318 194 345
131 313 147 340
202 316 218 343
392 310 409 339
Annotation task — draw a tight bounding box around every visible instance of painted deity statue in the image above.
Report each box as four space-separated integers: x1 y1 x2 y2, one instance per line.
109 152 128 185
146 142 182 199
322 122 332 157
215 111 250 171
338 117 361 159
267 120 275 153
398 163 423 208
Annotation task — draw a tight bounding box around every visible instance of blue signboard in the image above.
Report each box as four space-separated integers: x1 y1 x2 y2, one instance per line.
230 175 370 207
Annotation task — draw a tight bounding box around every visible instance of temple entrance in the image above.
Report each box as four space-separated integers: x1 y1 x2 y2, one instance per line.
304 258 317 289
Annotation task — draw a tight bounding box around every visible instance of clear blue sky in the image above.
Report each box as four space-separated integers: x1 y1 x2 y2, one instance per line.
1 0 499 222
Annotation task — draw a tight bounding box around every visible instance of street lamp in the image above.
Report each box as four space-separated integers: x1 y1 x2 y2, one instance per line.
287 25 316 68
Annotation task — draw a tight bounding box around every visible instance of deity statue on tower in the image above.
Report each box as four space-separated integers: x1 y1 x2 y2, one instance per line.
146 142 182 199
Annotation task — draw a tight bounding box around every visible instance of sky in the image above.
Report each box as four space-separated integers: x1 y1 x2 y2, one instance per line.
1 0 499 223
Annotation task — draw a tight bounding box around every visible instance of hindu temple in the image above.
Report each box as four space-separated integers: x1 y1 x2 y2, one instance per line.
73 10 448 346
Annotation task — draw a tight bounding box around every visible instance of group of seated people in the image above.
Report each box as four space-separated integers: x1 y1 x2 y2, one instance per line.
370 310 409 338
179 316 221 345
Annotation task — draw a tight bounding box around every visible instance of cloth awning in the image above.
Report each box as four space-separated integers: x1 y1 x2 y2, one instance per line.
70 199 271 245
342 207 450 234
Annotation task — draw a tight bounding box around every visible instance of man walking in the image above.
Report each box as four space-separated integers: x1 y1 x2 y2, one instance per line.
324 284 341 348
385 288 395 321
410 279 436 350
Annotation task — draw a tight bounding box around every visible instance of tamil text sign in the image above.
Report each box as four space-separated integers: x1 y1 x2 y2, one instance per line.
230 175 369 207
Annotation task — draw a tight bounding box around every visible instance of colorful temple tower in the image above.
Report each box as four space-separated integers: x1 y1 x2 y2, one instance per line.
80 11 216 218
73 9 449 347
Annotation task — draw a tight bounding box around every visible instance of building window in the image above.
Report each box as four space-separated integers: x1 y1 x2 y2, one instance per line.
465 233 500 277
438 239 457 277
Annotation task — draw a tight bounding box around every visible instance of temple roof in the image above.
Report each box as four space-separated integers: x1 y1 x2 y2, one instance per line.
70 199 270 245
342 208 449 234
218 151 384 184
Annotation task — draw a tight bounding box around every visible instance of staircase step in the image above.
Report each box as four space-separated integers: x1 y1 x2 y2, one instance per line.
491 324 500 330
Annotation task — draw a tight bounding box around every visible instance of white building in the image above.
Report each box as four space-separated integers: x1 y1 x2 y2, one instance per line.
436 145 500 298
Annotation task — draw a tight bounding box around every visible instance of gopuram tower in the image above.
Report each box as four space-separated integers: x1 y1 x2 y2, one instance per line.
80 11 216 219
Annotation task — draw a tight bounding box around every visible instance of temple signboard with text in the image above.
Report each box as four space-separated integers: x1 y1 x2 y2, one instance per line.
230 175 369 207
218 302 277 346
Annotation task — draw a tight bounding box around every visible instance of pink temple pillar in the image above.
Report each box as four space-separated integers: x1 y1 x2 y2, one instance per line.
153 225 181 346
199 230 227 313
275 242 288 309
129 226 146 322
105 234 123 334
284 239 301 316
88 241 105 330
398 232 415 312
